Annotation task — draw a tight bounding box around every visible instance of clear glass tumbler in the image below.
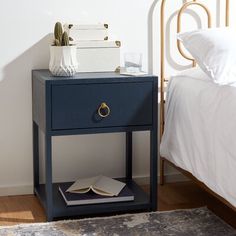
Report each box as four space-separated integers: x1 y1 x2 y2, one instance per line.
124 53 142 73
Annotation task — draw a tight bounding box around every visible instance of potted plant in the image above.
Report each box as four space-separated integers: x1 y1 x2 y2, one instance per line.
49 22 78 76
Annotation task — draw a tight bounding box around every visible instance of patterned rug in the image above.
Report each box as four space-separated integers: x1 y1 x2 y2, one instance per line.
0 207 235 236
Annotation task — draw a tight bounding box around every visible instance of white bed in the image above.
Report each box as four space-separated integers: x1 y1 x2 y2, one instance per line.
160 67 236 208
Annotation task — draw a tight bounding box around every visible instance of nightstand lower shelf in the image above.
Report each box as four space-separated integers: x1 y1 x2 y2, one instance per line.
34 179 151 219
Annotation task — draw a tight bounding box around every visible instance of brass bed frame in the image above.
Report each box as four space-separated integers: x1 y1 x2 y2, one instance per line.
159 0 236 211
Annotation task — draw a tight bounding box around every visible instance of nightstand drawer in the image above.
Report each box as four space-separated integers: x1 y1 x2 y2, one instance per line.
51 82 153 130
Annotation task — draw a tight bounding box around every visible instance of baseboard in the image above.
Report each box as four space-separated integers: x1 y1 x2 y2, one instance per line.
163 172 189 183
0 185 33 197
134 172 189 186
0 173 189 197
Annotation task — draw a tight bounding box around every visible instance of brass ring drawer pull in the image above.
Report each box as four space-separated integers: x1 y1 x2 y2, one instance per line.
98 102 110 118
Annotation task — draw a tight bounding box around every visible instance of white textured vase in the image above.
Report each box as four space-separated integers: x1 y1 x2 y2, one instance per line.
49 46 78 77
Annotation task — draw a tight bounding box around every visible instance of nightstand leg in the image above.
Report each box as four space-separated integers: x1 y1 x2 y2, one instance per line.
150 129 157 211
45 134 53 221
33 122 39 191
150 78 158 211
126 132 133 181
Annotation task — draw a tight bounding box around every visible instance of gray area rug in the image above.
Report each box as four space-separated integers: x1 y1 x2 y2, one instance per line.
0 207 235 236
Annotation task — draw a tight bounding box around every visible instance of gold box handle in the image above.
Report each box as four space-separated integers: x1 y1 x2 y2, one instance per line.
98 102 111 118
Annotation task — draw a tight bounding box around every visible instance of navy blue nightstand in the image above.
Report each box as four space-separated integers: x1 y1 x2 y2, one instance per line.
32 70 158 221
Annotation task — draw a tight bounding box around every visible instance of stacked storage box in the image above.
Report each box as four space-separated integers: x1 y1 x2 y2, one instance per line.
64 24 120 73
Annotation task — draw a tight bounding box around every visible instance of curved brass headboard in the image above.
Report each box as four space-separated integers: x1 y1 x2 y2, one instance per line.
177 1 212 67
160 0 230 138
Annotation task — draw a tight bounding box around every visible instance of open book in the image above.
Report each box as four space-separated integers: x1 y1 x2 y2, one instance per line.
66 175 126 196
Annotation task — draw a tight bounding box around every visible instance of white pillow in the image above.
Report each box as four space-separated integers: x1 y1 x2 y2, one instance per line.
177 27 236 85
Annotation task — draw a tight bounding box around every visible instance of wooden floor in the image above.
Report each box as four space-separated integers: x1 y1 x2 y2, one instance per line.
0 181 235 228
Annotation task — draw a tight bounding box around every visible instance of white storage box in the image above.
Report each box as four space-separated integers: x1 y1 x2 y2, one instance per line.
76 41 121 73
64 24 108 42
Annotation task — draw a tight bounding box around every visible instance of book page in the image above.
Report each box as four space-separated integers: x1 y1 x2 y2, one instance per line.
91 186 113 196
66 176 99 193
93 176 126 196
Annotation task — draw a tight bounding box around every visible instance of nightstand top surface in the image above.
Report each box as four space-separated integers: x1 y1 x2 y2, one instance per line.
32 70 157 84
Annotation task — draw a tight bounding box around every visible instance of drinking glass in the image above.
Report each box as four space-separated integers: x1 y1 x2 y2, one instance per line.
124 53 142 73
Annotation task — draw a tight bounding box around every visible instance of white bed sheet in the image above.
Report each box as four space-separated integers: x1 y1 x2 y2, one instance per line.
160 67 236 207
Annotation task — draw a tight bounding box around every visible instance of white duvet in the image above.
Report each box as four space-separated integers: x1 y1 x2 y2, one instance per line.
160 67 236 207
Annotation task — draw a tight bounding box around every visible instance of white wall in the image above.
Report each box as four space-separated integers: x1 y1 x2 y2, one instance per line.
0 0 157 193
